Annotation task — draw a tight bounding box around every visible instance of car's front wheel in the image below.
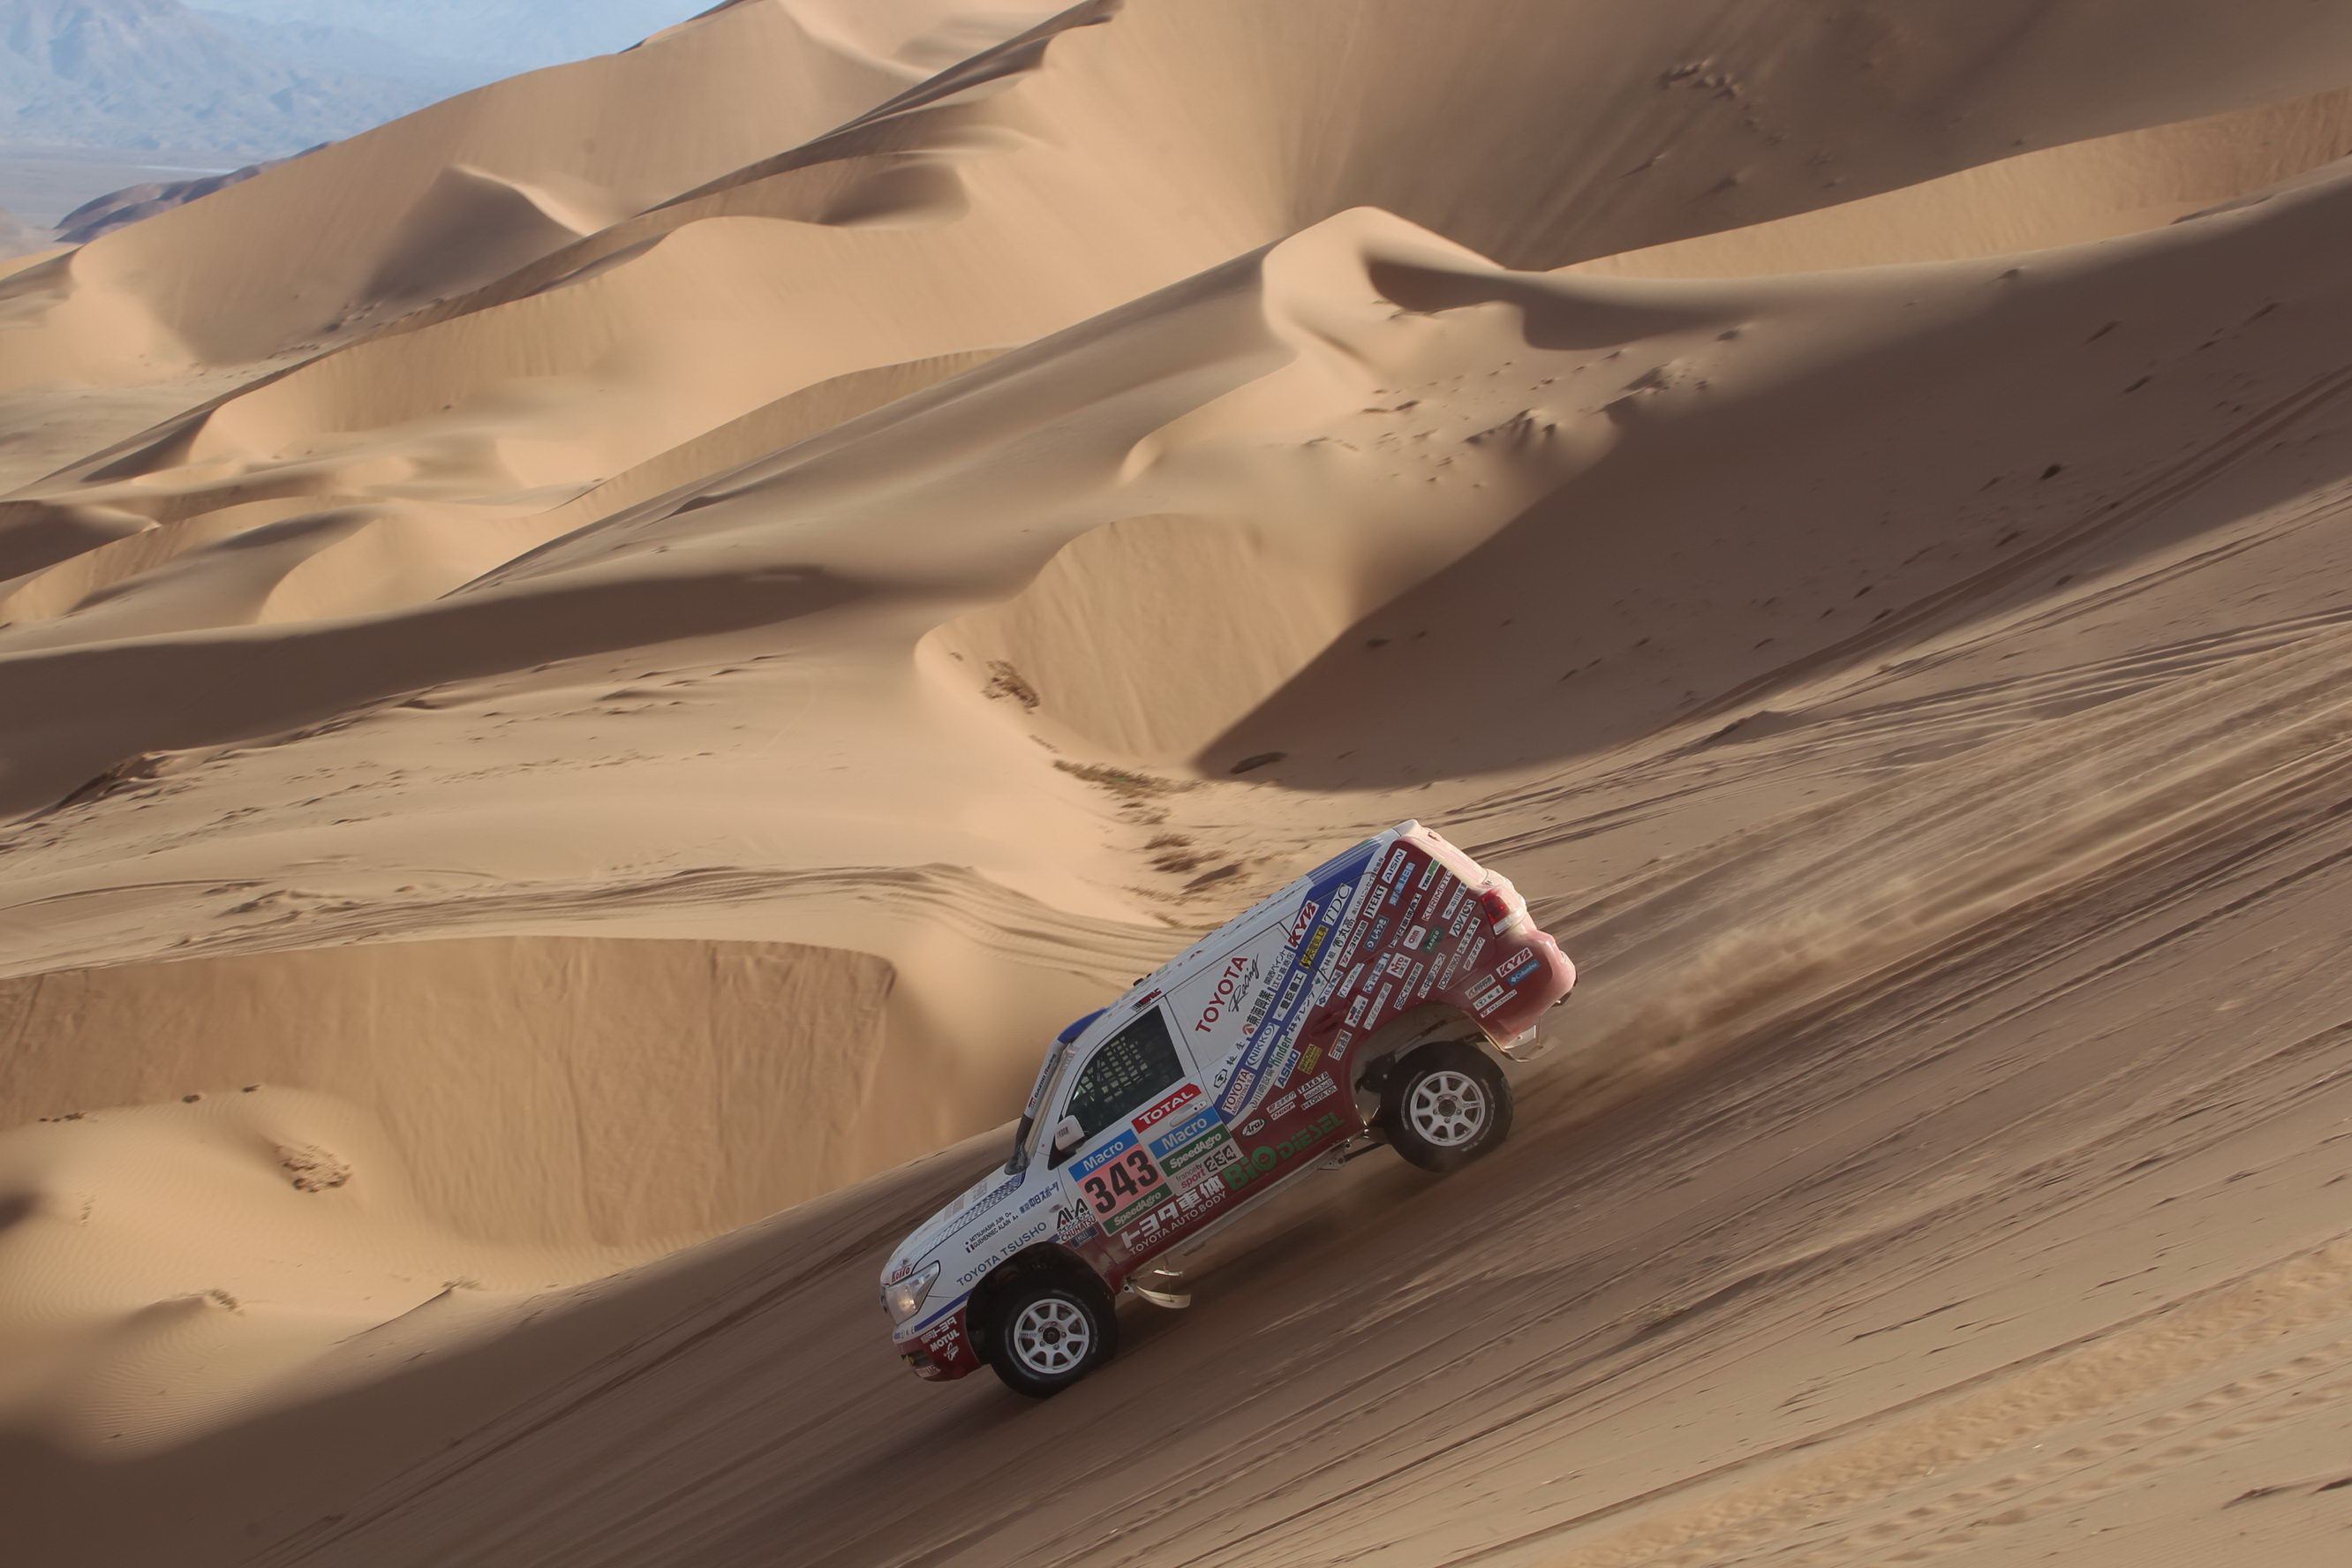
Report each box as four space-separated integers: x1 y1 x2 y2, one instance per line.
987 1274 1116 1398
1384 1042 1513 1172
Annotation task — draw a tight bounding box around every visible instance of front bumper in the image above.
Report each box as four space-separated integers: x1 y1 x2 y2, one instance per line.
896 1303 983 1382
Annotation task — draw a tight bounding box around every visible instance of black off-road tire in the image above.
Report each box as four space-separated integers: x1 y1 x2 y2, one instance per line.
1382 1041 1513 1173
985 1273 1117 1398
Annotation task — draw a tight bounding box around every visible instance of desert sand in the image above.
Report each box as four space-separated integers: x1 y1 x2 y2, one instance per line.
4 0 2352 1563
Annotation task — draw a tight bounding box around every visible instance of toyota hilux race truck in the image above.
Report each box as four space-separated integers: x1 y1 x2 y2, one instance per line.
879 820 1576 1396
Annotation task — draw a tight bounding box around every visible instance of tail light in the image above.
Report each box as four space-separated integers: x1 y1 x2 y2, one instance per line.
1478 882 1530 935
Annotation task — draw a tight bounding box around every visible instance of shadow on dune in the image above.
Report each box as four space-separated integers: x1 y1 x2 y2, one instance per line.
1202 178 2352 788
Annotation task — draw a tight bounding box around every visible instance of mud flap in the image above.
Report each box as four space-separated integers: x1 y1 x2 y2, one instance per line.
1130 1268 1190 1309
1496 1025 1549 1063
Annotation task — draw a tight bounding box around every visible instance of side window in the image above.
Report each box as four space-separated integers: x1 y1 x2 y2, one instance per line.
1058 1007 1184 1152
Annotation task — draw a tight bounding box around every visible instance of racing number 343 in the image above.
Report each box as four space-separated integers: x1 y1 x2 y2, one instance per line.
1081 1147 1160 1216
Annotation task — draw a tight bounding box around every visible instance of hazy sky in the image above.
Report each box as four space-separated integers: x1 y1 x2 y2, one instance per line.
195 0 702 79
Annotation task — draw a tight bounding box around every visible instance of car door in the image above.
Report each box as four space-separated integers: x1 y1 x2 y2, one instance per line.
1050 1004 1233 1270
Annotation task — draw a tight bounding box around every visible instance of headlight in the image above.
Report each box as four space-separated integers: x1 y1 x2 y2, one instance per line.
884 1262 940 1325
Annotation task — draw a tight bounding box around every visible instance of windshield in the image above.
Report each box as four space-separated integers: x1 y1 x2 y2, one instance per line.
1006 1038 1071 1172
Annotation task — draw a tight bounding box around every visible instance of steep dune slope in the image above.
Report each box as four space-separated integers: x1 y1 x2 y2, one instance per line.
4 0 2352 1564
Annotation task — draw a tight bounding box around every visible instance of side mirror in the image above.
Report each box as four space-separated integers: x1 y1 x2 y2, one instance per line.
1052 1116 1083 1154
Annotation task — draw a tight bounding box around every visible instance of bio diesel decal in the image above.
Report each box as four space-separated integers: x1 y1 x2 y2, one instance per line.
1223 1111 1344 1191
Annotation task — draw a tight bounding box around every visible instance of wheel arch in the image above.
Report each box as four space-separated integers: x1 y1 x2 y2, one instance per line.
1346 1002 1501 1107
966 1242 1112 1357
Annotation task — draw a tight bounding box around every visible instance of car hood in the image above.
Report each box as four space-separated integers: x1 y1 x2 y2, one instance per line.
883 1165 1022 1285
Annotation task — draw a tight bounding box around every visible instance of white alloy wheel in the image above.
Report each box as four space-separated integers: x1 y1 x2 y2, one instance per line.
1406 1067 1489 1148
1010 1294 1092 1376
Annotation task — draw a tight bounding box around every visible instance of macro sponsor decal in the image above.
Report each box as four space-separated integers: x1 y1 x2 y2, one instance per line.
964 1213 1010 1253
1133 1082 1202 1134
1261 1089 1299 1123
1402 924 1426 950
1329 1026 1355 1060
1148 1106 1221 1159
1222 1111 1345 1192
1300 1074 1336 1108
1338 962 1367 998
1296 1043 1323 1079
1416 857 1440 891
1070 1130 1139 1180
1379 848 1408 886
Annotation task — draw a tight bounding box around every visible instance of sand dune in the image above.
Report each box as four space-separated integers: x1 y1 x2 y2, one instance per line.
4 0 2352 1563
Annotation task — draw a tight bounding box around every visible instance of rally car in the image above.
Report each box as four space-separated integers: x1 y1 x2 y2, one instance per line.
879 820 1576 1396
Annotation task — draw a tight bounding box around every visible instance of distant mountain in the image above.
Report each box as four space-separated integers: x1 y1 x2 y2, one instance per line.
0 0 449 157
192 9 476 94
0 200 47 255
51 144 297 243
193 0 697 79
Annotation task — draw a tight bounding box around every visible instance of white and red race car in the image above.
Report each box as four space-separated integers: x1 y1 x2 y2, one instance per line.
879 820 1576 1396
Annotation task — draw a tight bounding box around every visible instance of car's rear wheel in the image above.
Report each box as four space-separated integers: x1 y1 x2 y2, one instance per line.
986 1274 1116 1398
1383 1042 1512 1172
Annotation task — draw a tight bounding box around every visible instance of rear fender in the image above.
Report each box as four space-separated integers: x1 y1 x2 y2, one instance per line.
1347 1003 1499 1112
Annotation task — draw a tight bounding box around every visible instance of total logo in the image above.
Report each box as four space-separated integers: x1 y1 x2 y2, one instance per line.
1221 1111 1344 1192
1133 1082 1202 1133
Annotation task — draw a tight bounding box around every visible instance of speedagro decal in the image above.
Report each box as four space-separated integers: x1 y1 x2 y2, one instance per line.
1171 1132 1240 1186
1148 1106 1221 1159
